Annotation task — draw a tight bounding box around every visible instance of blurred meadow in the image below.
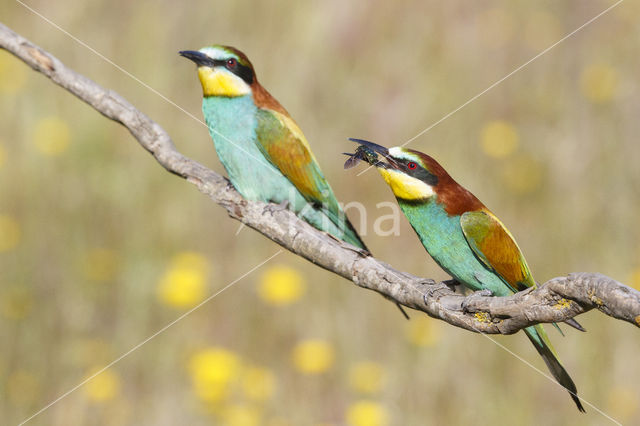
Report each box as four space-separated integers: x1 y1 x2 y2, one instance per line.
1 0 640 424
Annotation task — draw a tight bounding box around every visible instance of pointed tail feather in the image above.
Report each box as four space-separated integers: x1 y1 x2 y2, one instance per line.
551 322 565 336
551 318 586 337
564 318 586 332
298 203 367 251
524 325 585 412
316 203 368 252
343 216 369 252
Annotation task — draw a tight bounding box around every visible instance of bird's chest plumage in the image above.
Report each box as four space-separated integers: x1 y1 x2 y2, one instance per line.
399 198 507 293
202 95 258 163
201 96 285 201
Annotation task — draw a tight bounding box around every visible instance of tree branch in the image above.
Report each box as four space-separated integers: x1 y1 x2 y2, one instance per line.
2 21 638 333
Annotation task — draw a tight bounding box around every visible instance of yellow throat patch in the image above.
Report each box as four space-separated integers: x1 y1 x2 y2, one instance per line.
377 168 435 200
197 67 250 97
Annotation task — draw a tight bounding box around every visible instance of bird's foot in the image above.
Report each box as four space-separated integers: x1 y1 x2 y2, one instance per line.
263 200 290 216
441 279 459 292
461 289 494 313
422 281 454 306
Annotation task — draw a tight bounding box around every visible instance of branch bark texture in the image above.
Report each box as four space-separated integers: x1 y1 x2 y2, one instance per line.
2 22 639 333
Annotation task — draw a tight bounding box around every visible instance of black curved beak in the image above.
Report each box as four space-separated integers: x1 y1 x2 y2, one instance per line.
179 50 214 67
348 138 398 169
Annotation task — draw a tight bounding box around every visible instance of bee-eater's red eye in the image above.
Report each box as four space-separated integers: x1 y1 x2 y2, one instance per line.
226 58 237 68
407 162 418 170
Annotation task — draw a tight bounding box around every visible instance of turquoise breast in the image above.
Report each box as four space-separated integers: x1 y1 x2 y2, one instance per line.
201 96 353 242
202 95 294 203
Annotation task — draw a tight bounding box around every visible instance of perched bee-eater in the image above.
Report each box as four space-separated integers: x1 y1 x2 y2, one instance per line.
179 46 365 249
346 138 584 412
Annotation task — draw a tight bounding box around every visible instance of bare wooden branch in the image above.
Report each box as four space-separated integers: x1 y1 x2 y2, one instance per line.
2 21 638 333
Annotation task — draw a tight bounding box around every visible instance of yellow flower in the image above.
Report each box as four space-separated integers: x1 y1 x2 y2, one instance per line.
0 285 33 320
580 63 618 104
84 368 120 402
348 361 385 395
193 381 230 404
6 370 40 405
0 214 21 252
346 400 389 426
258 265 306 306
480 120 519 159
84 248 119 282
222 404 261 426
33 117 70 156
188 347 241 403
0 50 28 94
292 339 334 375
157 251 209 309
158 267 206 308
501 153 543 194
607 386 638 422
405 316 441 347
242 366 277 401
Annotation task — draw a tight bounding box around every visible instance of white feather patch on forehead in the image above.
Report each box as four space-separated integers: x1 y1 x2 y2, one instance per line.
388 146 414 161
199 46 235 61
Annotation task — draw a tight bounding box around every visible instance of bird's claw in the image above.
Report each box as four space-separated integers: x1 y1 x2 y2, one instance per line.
422 281 452 306
263 200 290 216
461 289 494 312
441 279 459 292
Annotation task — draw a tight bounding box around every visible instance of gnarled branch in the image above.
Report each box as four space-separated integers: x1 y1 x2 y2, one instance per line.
2 22 638 333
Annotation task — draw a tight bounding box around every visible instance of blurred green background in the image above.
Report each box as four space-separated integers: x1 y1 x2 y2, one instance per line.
1 0 639 424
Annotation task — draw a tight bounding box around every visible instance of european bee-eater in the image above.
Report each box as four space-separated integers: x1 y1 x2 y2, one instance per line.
179 46 366 249
346 138 584 412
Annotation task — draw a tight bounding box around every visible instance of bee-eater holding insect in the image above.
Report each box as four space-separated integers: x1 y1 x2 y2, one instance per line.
179 46 366 249
344 138 584 412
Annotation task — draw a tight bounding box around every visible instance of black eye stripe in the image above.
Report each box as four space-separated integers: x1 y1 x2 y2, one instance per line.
401 160 438 185
210 58 254 85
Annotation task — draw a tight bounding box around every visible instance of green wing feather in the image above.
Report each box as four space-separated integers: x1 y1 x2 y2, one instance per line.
254 109 339 214
461 210 574 335
253 108 365 247
460 209 535 292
